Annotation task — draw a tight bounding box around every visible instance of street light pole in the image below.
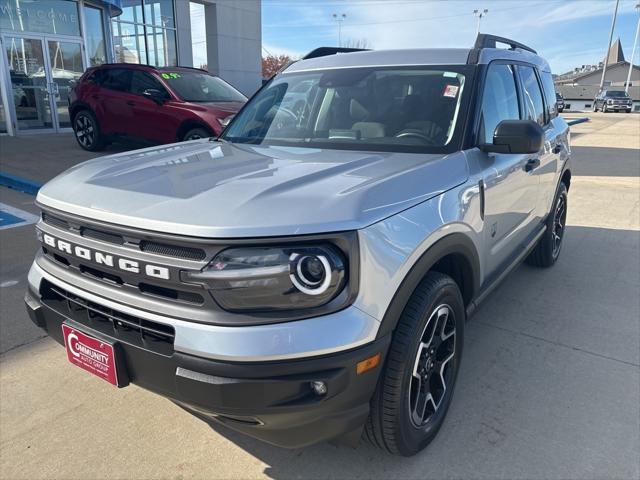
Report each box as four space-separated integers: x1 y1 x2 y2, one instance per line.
332 13 346 47
600 0 620 92
473 9 488 36
624 3 640 94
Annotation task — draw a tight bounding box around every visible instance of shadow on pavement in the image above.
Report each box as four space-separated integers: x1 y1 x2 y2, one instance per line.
196 226 639 479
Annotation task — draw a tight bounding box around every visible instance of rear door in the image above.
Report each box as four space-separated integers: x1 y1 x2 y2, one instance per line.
536 69 566 218
477 62 541 277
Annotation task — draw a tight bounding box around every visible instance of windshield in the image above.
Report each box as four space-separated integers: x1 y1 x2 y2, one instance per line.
160 71 247 102
606 91 628 97
222 66 471 153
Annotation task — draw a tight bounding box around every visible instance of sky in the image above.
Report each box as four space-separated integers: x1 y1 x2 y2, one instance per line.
259 0 640 75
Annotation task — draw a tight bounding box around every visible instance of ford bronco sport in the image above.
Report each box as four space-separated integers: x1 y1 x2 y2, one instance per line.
25 35 571 456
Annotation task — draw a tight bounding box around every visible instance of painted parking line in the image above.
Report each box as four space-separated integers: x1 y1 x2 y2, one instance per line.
0 203 39 231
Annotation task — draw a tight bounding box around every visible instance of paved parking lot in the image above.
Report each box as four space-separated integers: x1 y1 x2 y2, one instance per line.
0 113 638 479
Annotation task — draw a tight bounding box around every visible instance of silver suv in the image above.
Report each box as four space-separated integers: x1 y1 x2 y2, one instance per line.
25 34 570 456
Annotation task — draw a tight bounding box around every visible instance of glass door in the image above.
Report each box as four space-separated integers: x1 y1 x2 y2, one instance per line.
45 39 85 129
3 35 55 132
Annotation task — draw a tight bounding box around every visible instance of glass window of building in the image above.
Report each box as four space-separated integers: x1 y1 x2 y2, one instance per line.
112 0 177 67
83 5 107 66
0 0 80 36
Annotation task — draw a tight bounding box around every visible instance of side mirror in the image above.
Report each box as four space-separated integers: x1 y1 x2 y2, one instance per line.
480 120 544 154
142 88 166 104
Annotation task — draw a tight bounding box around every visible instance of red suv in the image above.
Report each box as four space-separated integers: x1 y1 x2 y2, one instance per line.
69 64 247 151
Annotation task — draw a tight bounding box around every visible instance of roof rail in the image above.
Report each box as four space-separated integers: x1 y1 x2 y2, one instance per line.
474 34 537 54
302 47 369 60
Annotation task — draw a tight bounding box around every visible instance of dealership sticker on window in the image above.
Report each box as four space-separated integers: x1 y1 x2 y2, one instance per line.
161 73 181 79
443 85 459 98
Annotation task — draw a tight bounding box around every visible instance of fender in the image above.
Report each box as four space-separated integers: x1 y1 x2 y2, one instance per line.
376 233 481 339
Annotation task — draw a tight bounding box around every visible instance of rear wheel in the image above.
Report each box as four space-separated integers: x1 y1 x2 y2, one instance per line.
182 127 211 141
365 271 464 456
526 183 568 268
73 110 104 151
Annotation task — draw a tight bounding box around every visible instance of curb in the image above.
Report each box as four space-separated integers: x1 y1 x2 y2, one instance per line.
0 172 43 196
566 117 590 126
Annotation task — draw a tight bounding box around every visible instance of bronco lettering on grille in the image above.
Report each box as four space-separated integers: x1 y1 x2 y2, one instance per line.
40 232 170 280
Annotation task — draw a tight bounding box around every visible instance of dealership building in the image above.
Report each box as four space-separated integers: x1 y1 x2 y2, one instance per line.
0 0 261 136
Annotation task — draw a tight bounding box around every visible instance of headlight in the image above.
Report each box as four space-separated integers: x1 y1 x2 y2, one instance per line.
186 245 348 311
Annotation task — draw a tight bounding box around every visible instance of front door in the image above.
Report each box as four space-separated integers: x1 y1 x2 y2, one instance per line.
477 62 541 277
1 34 84 133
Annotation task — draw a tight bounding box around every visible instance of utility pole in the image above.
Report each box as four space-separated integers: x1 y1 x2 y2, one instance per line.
332 13 346 47
473 9 488 36
600 0 620 92
625 3 640 94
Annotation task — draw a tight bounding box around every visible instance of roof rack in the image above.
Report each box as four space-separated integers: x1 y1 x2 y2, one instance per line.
302 47 369 60
474 34 537 54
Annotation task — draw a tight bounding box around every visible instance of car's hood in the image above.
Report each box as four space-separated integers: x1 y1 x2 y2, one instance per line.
199 101 244 114
37 140 469 238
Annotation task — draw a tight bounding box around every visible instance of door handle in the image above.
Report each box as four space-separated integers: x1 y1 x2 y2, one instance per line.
126 100 135 106
525 158 540 172
553 144 562 154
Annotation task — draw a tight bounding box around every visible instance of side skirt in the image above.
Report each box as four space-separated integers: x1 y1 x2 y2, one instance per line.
466 224 546 318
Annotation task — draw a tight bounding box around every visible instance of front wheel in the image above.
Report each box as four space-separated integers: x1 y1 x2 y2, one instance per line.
73 110 104 151
365 272 464 456
526 183 568 268
182 127 212 141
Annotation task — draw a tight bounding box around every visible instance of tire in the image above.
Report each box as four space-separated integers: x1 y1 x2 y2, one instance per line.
182 127 211 141
73 110 104 151
526 183 568 268
365 271 465 456
592 103 598 112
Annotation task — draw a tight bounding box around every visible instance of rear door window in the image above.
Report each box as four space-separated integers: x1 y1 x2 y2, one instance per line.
539 71 558 121
479 63 520 144
519 66 545 126
101 68 132 92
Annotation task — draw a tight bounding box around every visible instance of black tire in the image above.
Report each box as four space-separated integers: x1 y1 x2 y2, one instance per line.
365 271 465 456
182 127 211 141
73 110 104 151
526 182 568 268
592 103 598 112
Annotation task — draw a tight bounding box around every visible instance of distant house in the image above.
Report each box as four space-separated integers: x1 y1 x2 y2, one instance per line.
554 39 640 112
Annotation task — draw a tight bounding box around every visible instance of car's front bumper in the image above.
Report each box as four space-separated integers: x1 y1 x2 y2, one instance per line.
25 260 390 447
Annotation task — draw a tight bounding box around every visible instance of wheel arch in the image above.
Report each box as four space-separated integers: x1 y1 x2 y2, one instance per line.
376 232 481 339
176 119 216 141
69 102 93 125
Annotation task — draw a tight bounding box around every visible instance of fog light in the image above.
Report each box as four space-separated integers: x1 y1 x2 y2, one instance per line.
310 381 327 396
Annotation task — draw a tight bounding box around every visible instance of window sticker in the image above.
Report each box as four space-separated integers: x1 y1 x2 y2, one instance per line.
443 85 459 98
161 73 181 79
443 71 458 78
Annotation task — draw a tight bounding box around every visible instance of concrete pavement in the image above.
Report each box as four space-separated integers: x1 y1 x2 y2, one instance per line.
0 113 638 479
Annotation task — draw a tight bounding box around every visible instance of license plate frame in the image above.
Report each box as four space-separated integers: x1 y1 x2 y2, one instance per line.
62 323 124 387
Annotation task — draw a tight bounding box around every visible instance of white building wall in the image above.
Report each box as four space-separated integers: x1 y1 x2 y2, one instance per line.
202 0 262 96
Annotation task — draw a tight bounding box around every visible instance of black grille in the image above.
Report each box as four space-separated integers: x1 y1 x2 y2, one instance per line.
42 212 69 230
81 227 124 245
41 280 175 356
140 240 206 261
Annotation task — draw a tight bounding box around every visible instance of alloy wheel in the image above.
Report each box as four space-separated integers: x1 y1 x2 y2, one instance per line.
75 115 94 148
552 195 567 258
409 304 456 428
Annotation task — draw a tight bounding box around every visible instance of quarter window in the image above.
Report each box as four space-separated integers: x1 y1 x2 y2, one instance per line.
519 66 545 126
479 64 520 144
